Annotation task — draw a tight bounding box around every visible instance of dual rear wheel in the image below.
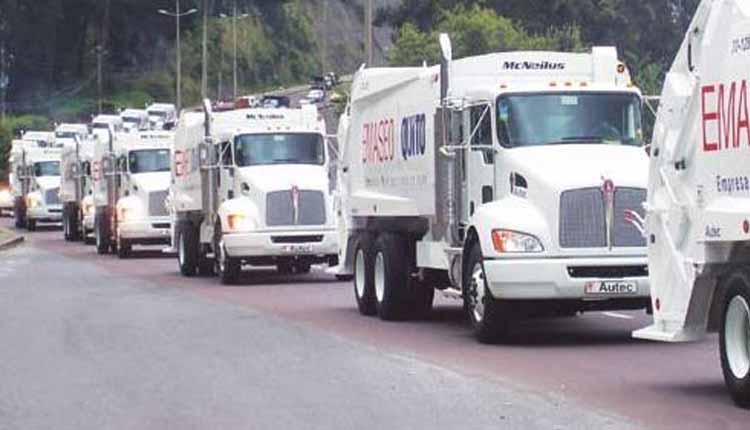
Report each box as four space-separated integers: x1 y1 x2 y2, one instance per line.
352 232 434 321
720 270 750 408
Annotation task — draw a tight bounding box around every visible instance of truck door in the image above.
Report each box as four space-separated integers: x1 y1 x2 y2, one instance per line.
463 104 495 221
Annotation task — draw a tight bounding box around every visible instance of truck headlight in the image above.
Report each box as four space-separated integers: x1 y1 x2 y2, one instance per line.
118 203 144 221
83 202 95 216
491 229 544 253
26 195 41 209
226 214 256 232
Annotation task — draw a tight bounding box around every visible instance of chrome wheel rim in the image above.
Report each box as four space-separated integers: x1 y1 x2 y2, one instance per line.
374 251 385 303
470 262 486 323
354 248 366 299
726 295 750 379
218 240 226 273
178 233 186 267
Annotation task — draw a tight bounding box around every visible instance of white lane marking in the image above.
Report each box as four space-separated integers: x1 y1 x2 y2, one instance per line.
602 312 634 320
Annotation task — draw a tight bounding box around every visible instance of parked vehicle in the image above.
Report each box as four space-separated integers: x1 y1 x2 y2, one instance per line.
92 130 173 258
336 35 650 341
9 139 63 230
171 102 338 283
146 103 177 130
306 89 326 103
60 132 97 243
633 0 750 408
120 109 150 133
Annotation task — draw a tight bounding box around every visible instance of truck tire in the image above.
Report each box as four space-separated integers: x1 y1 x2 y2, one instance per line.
63 205 72 241
214 223 240 284
411 278 435 319
277 260 294 274
116 230 131 259
27 219 37 232
373 233 410 321
463 242 513 343
69 206 81 241
353 234 376 316
177 221 198 277
719 270 750 408
95 213 111 255
14 198 26 229
294 261 311 274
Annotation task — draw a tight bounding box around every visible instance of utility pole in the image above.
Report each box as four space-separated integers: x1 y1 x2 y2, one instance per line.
158 0 198 113
218 33 224 100
201 0 208 100
365 0 373 65
220 2 251 100
321 0 328 72
96 44 104 114
0 44 9 124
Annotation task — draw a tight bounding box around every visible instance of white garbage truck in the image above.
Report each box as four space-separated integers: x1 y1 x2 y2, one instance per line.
171 103 339 284
92 130 173 258
9 139 63 230
336 36 651 342
633 0 750 408
59 128 97 243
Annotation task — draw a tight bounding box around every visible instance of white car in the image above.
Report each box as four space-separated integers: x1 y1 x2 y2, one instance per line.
306 89 326 103
0 187 12 216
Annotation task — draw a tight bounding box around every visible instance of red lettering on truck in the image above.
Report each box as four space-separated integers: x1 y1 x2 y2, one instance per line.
702 80 750 152
362 119 395 164
702 85 719 152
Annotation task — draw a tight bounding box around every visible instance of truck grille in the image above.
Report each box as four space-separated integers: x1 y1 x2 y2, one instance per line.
44 188 60 205
148 190 169 217
559 187 646 248
266 190 326 226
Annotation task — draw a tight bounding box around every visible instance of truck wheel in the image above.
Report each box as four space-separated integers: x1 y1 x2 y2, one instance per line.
353 234 376 316
720 270 750 408
463 242 512 343
70 207 81 241
27 219 37 232
177 221 198 277
95 214 110 255
116 232 131 259
198 258 215 277
214 223 240 284
63 207 71 241
277 260 294 274
294 261 311 274
14 199 26 229
83 227 95 245
373 233 410 321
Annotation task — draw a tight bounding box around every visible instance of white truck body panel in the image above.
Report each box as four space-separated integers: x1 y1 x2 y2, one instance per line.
634 0 750 341
339 46 650 305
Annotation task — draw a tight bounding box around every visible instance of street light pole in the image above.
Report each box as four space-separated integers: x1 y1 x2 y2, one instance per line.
220 2 251 101
201 0 208 100
158 0 197 113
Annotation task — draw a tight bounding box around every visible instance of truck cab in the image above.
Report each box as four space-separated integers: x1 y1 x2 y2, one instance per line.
59 128 96 243
91 115 124 144
172 104 339 283
10 140 63 230
146 103 177 130
120 109 150 133
337 39 651 341
92 130 173 258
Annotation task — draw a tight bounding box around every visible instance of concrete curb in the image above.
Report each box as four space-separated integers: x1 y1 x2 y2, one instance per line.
0 233 24 252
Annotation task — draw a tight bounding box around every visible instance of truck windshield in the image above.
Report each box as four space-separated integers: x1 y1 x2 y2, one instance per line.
148 111 167 118
234 133 324 166
122 117 140 124
128 149 170 173
92 123 110 130
34 161 60 177
55 132 80 139
497 93 643 148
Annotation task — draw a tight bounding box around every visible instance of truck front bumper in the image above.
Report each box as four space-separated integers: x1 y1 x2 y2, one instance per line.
27 205 63 222
223 229 339 258
118 217 172 243
483 255 650 302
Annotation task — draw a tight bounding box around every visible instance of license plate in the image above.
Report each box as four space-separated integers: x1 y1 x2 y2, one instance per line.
281 244 313 253
584 281 638 296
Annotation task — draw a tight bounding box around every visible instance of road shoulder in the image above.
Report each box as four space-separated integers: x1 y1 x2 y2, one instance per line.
0 226 24 251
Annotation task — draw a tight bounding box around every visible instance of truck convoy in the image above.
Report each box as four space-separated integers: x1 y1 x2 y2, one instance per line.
336 37 650 341
634 0 750 407
92 130 173 258
59 127 97 243
171 103 338 283
9 138 63 230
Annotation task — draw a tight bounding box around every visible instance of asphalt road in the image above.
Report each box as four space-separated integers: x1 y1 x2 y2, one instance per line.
0 219 747 429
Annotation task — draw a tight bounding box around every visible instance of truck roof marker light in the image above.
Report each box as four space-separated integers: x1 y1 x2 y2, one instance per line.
564 82 572 87
743 220 749 234
580 82 588 87
655 298 661 311
500 84 508 89
550 82 557 87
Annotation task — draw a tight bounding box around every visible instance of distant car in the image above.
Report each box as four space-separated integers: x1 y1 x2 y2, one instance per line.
261 95 291 109
213 100 235 112
235 96 261 109
306 89 326 103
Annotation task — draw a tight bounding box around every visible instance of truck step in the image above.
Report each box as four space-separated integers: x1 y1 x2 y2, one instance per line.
441 288 463 301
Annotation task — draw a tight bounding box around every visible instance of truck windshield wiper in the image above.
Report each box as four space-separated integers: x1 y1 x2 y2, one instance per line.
559 136 604 143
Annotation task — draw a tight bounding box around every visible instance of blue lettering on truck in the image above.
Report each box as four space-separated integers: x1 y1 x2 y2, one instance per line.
400 113 426 161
